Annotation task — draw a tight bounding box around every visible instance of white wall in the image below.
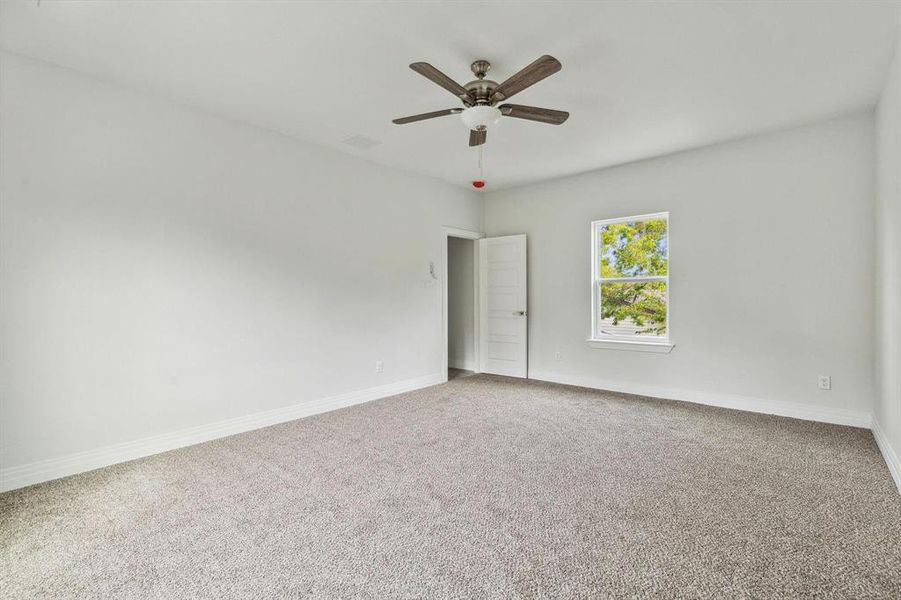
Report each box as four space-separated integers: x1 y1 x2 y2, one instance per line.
447 237 475 371
0 53 481 476
484 113 875 425
875 38 901 490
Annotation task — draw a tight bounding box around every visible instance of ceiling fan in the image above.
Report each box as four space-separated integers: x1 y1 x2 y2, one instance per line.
392 55 569 147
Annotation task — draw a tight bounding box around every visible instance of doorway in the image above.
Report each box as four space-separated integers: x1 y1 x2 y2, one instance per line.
442 227 481 382
442 228 528 381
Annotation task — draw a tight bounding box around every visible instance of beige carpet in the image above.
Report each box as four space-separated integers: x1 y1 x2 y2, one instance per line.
2 375 900 598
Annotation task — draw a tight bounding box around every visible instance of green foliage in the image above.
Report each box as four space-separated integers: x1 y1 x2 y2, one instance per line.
600 219 668 277
600 281 667 334
599 219 668 335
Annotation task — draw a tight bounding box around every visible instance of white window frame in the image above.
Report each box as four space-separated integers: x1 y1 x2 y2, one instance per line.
588 212 673 353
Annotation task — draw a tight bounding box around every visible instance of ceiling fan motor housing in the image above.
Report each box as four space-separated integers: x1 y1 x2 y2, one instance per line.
465 59 499 105
464 79 499 105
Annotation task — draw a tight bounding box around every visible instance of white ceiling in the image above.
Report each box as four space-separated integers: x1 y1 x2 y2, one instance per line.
2 1 900 190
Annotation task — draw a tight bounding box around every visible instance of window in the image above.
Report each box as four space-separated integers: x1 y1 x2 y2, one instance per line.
590 213 670 349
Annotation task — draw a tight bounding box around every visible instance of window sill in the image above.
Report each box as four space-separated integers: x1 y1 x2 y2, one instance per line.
586 339 674 353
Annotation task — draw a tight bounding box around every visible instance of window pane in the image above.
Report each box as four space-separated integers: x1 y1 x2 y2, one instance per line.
598 281 667 338
599 218 668 278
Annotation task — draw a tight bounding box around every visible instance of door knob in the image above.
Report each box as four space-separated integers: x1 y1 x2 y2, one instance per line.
514 311 527 316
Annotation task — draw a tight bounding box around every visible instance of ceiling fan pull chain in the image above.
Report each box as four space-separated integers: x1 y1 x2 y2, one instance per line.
471 144 486 189
479 145 484 179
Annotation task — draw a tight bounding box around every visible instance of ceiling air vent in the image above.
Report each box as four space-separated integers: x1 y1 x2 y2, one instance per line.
342 135 382 150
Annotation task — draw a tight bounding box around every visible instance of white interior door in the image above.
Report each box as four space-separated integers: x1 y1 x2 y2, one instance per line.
479 235 527 377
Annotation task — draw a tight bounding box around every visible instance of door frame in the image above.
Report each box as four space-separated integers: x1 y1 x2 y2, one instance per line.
442 226 483 382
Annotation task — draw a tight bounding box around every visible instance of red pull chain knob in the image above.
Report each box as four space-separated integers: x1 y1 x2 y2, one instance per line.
472 180 485 189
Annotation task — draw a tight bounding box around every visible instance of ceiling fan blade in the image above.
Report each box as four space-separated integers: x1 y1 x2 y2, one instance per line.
392 108 463 124
490 55 562 103
499 104 569 125
409 62 474 102
469 129 487 147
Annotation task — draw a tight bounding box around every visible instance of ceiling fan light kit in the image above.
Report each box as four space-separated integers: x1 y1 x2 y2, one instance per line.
392 55 569 150
460 105 502 131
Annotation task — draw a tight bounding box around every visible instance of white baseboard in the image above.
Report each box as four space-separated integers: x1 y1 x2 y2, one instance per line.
0 372 445 493
448 358 477 371
872 418 901 494
528 370 872 428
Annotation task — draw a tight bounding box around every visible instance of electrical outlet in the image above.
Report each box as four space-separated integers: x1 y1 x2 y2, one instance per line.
375 360 384 374
554 351 562 361
818 375 831 390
